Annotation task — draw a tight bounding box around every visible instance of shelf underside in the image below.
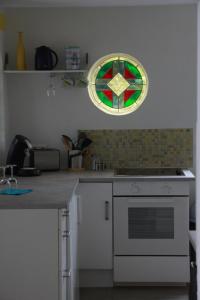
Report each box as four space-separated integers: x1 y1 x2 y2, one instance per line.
4 69 87 74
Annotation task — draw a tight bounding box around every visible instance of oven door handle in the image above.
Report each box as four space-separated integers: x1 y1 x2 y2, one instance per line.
128 199 175 204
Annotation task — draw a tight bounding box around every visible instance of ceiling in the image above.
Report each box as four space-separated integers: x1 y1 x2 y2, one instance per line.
0 0 198 7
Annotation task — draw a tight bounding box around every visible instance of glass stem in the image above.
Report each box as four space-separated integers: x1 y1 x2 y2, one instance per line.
2 167 6 179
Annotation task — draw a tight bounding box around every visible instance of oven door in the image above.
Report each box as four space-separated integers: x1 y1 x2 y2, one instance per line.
114 197 189 255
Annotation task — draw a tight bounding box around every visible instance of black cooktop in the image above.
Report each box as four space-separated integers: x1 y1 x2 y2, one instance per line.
114 168 184 176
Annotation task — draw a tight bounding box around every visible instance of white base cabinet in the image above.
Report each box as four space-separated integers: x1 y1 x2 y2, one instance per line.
0 209 59 300
78 183 112 270
0 202 79 300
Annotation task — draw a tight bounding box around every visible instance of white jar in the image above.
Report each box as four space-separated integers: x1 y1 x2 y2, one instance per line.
65 46 80 70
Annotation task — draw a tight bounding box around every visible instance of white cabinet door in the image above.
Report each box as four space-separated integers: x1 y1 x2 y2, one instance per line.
78 183 112 269
0 209 59 300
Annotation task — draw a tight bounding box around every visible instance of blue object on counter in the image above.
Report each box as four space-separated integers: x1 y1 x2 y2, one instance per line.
0 188 32 195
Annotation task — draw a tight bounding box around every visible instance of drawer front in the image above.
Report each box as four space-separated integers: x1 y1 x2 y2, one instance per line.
114 256 190 283
113 181 189 196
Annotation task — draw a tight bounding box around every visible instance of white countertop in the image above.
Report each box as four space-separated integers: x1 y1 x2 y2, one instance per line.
0 172 78 209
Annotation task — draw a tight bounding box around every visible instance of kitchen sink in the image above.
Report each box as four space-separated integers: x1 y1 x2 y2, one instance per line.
114 168 184 176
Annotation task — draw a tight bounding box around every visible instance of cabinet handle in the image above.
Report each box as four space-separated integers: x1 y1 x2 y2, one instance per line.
191 261 196 268
128 199 174 204
62 209 70 217
105 201 109 221
62 230 71 238
62 270 71 278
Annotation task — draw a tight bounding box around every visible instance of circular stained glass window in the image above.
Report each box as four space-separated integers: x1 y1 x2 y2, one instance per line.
87 53 149 115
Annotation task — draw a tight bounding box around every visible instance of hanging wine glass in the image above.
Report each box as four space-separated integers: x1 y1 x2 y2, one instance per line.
46 73 56 96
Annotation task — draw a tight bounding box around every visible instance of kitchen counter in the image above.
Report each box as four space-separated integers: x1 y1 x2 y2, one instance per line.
0 169 194 209
0 172 78 209
0 171 113 209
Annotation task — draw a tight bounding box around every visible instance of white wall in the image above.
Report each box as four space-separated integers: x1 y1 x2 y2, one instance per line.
196 3 200 299
0 10 7 164
4 5 197 165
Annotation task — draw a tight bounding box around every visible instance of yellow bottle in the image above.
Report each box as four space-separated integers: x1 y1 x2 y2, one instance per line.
16 32 27 70
0 13 6 31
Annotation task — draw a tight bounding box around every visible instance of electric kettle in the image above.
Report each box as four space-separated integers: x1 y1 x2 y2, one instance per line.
35 46 58 70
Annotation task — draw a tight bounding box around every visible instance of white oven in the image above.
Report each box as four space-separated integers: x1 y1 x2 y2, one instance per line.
114 196 189 256
113 180 190 283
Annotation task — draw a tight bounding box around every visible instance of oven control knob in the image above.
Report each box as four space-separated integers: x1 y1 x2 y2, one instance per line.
131 183 140 193
162 185 172 194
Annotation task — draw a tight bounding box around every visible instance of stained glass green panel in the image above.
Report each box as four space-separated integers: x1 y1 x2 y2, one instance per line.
96 91 113 107
124 61 142 79
96 61 113 79
124 90 142 107
124 98 135 107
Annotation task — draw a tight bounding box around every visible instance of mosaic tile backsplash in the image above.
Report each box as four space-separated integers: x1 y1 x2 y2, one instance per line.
80 129 193 170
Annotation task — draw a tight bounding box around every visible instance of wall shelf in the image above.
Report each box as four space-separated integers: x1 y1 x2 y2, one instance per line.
4 69 88 88
4 69 87 74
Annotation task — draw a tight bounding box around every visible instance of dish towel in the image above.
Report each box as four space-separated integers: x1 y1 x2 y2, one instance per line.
0 188 33 195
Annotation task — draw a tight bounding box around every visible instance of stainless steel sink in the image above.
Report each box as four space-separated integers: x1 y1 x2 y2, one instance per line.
114 168 184 176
